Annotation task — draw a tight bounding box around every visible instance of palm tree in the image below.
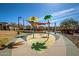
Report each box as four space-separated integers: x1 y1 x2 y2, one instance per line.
44 15 52 42
28 16 38 38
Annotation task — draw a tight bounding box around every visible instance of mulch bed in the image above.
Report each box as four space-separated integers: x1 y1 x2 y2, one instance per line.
64 34 79 48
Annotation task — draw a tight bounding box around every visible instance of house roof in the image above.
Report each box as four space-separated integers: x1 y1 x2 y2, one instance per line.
0 22 8 24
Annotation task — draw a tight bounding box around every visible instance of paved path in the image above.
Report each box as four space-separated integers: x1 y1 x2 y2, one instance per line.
63 35 79 56
12 34 79 56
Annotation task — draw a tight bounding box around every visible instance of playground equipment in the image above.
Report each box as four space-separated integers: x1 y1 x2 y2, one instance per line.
28 21 49 27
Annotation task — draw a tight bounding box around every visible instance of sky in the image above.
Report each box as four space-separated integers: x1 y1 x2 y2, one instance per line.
0 3 79 26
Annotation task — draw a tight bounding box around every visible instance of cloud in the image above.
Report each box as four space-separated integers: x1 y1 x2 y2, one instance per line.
51 9 79 23
39 7 79 26
51 8 75 16
39 8 75 21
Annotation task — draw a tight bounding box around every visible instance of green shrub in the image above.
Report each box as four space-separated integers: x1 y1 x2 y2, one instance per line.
31 42 47 51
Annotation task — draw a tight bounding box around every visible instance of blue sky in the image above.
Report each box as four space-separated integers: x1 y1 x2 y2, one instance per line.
0 3 79 26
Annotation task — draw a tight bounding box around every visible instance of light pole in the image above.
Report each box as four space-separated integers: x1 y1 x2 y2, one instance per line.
23 18 25 31
18 16 22 34
54 22 56 34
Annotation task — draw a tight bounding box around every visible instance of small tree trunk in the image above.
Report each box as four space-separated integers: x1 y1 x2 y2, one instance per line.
48 20 50 38
45 20 50 42
33 26 34 38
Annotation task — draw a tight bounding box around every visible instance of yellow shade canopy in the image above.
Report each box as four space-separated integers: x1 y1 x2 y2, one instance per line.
29 16 38 22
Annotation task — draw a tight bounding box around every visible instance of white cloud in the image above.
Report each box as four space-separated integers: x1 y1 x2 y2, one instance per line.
51 9 79 23
52 8 75 16
39 8 75 21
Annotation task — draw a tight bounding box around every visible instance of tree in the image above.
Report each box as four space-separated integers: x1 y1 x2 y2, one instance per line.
44 15 52 42
60 18 78 34
28 16 38 38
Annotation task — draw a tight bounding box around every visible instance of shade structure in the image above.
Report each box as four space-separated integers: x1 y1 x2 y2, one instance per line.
28 21 49 27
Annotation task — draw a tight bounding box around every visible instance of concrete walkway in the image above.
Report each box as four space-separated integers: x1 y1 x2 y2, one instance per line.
12 34 79 56
63 35 79 56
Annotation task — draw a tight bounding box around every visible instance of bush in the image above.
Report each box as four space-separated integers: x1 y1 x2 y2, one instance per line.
31 42 47 51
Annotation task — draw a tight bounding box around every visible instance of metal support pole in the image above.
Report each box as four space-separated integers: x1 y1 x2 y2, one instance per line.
54 22 56 34
23 18 24 30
